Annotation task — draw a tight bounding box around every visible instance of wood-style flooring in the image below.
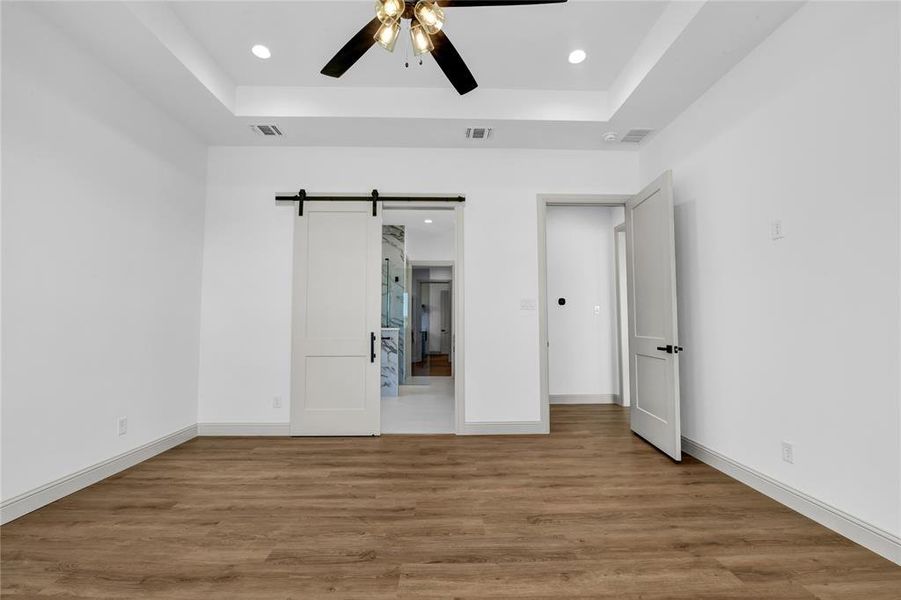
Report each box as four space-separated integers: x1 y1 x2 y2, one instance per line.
411 353 452 377
2 405 899 598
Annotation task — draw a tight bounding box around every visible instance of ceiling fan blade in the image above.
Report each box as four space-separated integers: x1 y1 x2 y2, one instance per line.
437 0 567 6
430 30 478 95
321 17 382 78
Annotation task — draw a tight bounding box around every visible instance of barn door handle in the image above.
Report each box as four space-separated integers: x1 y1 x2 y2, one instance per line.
370 332 376 363
656 345 684 354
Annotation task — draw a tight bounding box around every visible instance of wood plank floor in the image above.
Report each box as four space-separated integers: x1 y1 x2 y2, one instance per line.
412 354 452 376
2 405 899 599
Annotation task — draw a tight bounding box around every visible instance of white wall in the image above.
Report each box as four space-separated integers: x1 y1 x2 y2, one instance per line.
640 2 901 537
546 205 623 397
198 147 637 425
0 5 206 501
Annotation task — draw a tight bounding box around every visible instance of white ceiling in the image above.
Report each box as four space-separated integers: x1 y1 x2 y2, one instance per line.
171 1 667 90
30 0 804 150
383 208 455 237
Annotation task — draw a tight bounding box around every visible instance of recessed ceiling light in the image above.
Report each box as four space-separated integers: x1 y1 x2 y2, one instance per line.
568 49 586 65
424 219 433 224
251 44 271 59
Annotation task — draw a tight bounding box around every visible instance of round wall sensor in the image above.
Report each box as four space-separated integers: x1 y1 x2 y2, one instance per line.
603 132 618 143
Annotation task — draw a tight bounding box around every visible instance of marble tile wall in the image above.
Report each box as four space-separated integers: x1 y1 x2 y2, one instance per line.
382 225 406 382
381 328 399 397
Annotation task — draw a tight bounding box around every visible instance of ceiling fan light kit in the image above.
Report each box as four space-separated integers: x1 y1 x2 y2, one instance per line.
375 19 402 51
414 1 446 35
322 0 568 95
375 0 406 24
410 21 435 56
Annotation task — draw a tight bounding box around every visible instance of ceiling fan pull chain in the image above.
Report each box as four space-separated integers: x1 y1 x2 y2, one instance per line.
404 30 410 68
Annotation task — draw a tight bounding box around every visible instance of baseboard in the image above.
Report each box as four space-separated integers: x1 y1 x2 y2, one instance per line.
197 422 290 436
0 425 197 525
682 437 901 565
550 394 618 405
459 420 548 435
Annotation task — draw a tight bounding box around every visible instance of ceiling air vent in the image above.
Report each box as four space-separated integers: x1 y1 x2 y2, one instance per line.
621 129 652 144
465 127 492 140
251 124 284 136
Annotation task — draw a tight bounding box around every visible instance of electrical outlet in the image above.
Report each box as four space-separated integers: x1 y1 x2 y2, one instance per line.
273 396 282 409
781 441 794 464
770 219 785 240
593 305 601 315
117 417 128 437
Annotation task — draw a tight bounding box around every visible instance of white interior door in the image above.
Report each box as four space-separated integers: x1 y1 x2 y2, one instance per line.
625 171 682 460
291 201 381 435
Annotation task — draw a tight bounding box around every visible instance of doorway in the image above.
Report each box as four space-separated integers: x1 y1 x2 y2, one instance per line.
289 196 465 437
380 209 458 434
537 175 682 460
544 204 624 406
412 276 453 377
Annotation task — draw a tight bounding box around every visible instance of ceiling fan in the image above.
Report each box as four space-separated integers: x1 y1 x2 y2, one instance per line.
321 0 568 96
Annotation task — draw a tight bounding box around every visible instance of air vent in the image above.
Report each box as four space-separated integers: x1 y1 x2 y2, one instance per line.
621 129 652 144
251 124 283 136
465 127 492 140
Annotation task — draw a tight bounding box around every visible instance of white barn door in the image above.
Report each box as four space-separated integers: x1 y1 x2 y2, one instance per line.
625 171 682 460
291 201 381 436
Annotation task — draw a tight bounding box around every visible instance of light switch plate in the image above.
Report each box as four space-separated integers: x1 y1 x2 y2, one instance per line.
520 298 537 311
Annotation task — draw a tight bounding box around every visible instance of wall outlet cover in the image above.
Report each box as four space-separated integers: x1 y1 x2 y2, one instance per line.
770 219 785 240
781 441 794 464
273 396 283 409
117 417 128 437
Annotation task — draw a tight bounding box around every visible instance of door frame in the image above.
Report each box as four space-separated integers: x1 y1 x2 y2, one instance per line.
536 194 630 433
409 261 455 375
381 202 465 434
417 278 452 358
613 223 629 407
